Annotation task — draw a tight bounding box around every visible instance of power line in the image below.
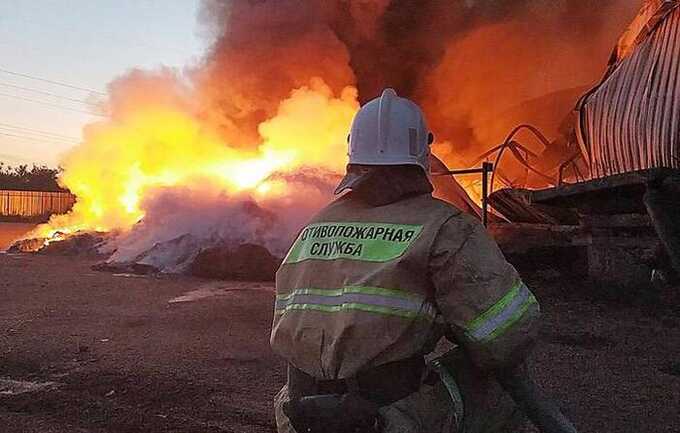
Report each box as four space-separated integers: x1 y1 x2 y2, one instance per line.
0 92 105 117
0 128 75 144
0 129 77 144
0 82 99 107
0 67 106 95
0 127 78 145
0 131 77 146
0 122 80 141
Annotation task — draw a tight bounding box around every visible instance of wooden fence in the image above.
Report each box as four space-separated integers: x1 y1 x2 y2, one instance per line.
0 190 76 218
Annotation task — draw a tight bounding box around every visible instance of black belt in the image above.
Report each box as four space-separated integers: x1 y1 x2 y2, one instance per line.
289 356 425 406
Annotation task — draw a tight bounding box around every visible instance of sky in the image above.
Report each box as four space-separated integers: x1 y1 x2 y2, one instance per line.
0 0 206 167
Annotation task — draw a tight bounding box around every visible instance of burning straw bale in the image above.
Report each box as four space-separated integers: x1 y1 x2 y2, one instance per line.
8 232 108 256
7 237 47 254
39 232 108 256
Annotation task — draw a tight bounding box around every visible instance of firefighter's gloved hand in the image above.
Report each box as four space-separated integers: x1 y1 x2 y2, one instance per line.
283 393 379 433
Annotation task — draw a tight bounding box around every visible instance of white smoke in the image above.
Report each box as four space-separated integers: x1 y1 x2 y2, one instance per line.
104 169 339 273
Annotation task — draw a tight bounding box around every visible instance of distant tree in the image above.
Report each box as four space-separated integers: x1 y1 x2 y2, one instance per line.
0 162 66 192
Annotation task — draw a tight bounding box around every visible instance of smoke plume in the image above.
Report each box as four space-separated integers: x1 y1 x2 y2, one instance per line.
33 0 644 271
200 0 641 159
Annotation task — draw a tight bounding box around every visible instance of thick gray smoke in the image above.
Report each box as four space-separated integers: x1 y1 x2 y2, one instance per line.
198 0 641 160
343 0 641 101
97 0 644 273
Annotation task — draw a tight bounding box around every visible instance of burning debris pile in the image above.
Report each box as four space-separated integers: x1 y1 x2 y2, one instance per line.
9 231 107 255
13 0 641 280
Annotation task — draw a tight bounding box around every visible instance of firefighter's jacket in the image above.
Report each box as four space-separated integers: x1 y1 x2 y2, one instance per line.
270 192 540 379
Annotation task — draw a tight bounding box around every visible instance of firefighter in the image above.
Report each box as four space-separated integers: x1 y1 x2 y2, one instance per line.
270 88 541 433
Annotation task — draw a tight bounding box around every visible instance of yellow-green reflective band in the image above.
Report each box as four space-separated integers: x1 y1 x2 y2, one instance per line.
276 286 422 302
275 286 436 320
465 281 538 343
283 222 423 264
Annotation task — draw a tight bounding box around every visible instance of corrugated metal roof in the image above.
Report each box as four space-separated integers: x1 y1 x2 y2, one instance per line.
615 0 679 62
578 2 680 178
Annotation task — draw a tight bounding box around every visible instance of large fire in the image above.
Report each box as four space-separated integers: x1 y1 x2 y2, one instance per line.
36 80 358 242
25 0 641 264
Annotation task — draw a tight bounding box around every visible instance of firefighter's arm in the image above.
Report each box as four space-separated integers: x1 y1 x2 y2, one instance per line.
430 213 541 371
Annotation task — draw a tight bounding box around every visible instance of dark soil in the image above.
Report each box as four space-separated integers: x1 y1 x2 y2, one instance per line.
0 254 282 433
1 254 679 433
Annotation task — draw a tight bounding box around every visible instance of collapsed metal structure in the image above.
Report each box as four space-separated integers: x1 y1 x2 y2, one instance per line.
487 0 680 288
578 0 680 178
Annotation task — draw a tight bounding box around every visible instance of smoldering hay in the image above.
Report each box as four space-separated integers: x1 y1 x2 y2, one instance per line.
29 0 642 276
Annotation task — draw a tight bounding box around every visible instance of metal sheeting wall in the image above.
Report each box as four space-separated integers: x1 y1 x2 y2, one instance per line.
578 5 680 178
0 190 75 217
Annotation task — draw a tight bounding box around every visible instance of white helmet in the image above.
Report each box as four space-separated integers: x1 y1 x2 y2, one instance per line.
335 89 433 194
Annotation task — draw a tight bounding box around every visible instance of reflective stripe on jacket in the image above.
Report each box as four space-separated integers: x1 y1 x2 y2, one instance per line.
270 192 540 379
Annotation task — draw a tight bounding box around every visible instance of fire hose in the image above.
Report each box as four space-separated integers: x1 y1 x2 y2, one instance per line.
496 365 579 433
433 348 579 433
286 361 579 433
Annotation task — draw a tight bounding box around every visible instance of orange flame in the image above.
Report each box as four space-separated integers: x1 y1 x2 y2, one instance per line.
34 79 358 239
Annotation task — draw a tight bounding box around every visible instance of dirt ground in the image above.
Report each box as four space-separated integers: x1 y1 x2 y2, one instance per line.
1 253 679 433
